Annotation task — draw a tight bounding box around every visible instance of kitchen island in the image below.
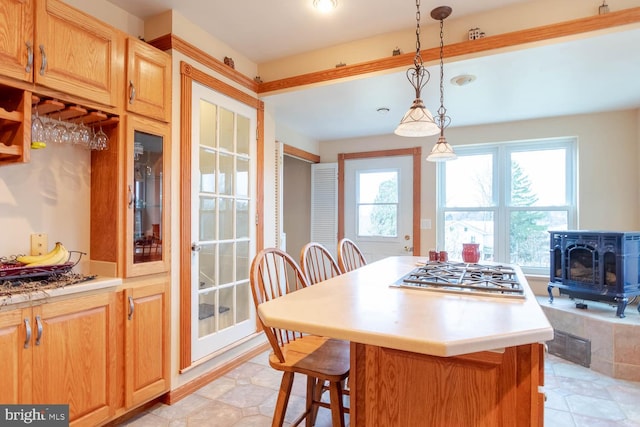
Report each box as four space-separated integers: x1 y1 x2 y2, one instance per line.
257 256 553 426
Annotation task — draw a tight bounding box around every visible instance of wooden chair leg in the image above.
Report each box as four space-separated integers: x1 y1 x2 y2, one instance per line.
309 378 325 425
328 381 345 427
273 371 295 427
305 376 315 427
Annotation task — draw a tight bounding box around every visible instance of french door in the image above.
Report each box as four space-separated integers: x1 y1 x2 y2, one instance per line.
190 82 256 361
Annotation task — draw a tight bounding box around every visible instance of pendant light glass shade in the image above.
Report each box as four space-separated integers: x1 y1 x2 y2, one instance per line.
427 135 457 162
394 99 440 137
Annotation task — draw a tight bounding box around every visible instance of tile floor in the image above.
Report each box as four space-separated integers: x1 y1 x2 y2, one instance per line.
120 351 640 427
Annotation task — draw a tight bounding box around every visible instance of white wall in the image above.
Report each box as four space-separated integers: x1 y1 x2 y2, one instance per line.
0 145 91 272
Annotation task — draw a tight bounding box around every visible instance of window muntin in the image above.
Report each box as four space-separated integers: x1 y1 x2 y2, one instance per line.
438 139 576 274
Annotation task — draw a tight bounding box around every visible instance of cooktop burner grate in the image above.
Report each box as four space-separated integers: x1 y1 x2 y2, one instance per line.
393 261 525 299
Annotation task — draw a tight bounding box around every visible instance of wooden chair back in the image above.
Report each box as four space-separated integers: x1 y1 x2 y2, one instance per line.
337 237 367 273
300 242 342 285
249 247 310 363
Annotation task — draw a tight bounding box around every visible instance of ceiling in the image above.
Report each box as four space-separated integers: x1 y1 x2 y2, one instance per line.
105 0 640 141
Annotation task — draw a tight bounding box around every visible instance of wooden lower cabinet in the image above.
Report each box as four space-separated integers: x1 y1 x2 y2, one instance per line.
122 278 170 408
351 342 544 427
0 292 117 427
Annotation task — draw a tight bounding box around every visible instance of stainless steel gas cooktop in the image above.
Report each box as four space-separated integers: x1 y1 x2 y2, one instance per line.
392 261 525 299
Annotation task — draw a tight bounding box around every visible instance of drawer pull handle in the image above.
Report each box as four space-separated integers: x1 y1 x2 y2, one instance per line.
39 45 47 76
129 80 136 104
128 296 134 320
35 315 43 346
24 318 31 349
25 41 33 73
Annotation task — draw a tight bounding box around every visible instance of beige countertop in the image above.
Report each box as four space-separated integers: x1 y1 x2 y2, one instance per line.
258 256 553 357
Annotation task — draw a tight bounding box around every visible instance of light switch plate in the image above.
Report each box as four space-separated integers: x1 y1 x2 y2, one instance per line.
30 233 48 256
420 219 432 230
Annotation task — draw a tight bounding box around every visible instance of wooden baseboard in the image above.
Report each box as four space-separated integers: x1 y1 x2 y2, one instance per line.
162 342 270 405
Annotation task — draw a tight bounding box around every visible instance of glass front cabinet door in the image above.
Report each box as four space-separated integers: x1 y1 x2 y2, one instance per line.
126 115 170 277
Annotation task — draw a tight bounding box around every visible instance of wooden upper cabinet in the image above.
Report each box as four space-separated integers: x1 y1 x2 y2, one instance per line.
0 0 34 83
126 37 171 122
34 0 123 107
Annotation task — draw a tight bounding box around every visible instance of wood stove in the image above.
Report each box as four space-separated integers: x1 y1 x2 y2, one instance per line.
548 230 640 317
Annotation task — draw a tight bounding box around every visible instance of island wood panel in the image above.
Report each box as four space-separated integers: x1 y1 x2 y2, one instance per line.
351 342 543 427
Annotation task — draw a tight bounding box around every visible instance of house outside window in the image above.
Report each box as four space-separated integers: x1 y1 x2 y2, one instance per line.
436 138 576 275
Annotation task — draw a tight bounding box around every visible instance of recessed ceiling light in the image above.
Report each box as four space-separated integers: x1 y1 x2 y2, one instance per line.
450 74 477 86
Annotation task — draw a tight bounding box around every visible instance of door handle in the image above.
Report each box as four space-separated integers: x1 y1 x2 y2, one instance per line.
191 243 201 252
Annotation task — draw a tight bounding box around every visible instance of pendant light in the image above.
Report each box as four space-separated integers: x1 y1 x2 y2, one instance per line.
426 6 457 162
394 0 439 137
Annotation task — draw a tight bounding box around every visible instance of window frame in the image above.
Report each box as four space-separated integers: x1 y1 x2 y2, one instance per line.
436 138 577 275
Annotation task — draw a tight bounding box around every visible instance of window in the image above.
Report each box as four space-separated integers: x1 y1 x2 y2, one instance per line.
357 169 399 237
437 138 576 274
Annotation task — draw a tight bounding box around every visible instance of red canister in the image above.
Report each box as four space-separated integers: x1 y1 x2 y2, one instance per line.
462 243 480 263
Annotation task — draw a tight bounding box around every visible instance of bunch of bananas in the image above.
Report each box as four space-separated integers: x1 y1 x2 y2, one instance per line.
17 242 70 266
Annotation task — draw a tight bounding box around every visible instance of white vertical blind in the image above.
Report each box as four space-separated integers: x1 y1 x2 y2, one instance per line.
311 162 338 258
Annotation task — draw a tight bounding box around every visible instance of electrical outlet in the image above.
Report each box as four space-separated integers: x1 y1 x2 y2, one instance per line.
30 233 48 256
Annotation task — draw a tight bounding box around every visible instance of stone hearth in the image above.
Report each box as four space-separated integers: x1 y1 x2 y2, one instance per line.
537 295 640 381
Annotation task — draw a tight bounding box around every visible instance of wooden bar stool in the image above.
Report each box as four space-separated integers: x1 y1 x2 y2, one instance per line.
250 248 350 427
300 242 342 285
337 238 367 273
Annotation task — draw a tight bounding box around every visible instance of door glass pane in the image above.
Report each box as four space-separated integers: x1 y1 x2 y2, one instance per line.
237 115 250 155
133 131 163 264
443 211 494 261
510 149 566 206
199 100 217 148
236 157 249 197
444 154 493 207
198 291 216 338
219 286 234 330
356 170 398 237
198 245 216 290
236 200 249 238
510 210 568 267
236 241 249 281
219 242 234 285
219 107 234 152
200 149 216 193
236 283 250 322
219 153 233 195
199 197 216 241
219 198 234 240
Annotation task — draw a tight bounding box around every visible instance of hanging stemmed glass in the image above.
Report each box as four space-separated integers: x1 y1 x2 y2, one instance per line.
31 104 46 147
92 122 108 151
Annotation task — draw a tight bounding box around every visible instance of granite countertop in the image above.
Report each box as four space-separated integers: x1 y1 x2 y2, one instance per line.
0 275 122 308
258 256 554 357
